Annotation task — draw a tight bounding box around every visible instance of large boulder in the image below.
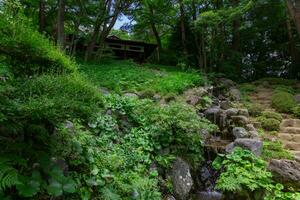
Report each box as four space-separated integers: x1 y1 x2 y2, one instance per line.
228 88 241 101
237 109 249 117
232 127 250 138
196 191 224 200
204 107 221 125
171 158 193 200
268 159 300 190
231 115 249 127
225 108 239 118
226 138 263 156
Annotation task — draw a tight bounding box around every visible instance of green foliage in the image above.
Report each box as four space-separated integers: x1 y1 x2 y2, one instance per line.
261 111 283 121
0 158 19 192
292 105 300 118
261 141 293 161
80 60 205 96
214 147 300 200
256 117 281 131
214 148 273 196
17 74 103 123
271 91 296 113
0 4 76 77
273 85 295 94
246 103 263 117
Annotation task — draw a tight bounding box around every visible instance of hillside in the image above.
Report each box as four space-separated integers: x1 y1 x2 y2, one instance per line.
1 1 300 200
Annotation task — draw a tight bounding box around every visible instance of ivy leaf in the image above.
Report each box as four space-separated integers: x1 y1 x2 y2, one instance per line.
62 178 76 193
46 179 63 196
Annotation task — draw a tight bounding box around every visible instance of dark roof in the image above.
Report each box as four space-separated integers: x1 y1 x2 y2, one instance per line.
105 35 157 60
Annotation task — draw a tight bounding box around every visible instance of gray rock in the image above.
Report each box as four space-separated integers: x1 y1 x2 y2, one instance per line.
249 130 259 138
226 138 263 156
124 93 139 98
153 94 162 101
204 107 221 124
232 127 249 138
225 108 239 118
199 167 211 182
245 124 256 132
231 115 249 126
268 159 300 189
196 191 224 200
294 94 300 104
229 88 241 101
171 158 193 200
238 109 249 117
219 78 236 88
186 95 201 106
99 87 110 96
165 195 176 200
220 100 231 110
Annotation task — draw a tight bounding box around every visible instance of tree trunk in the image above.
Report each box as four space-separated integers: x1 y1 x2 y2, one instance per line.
179 0 188 57
231 0 241 74
286 0 300 38
39 0 46 33
84 17 102 61
57 0 65 48
148 5 161 62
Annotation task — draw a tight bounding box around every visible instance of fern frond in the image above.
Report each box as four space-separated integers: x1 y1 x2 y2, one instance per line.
0 162 19 191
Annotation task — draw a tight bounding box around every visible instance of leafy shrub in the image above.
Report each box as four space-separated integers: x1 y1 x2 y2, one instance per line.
0 4 76 77
262 141 293 160
273 85 295 94
261 111 283 121
246 103 263 117
213 147 300 200
292 105 300 118
256 117 281 131
271 91 296 113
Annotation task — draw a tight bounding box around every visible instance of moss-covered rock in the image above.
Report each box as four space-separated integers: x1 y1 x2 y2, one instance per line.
271 91 296 113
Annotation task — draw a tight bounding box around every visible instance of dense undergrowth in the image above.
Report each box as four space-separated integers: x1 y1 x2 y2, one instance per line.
0 6 217 199
80 60 205 96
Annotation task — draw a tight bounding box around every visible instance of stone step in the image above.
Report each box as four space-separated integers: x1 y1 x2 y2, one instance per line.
284 142 300 151
278 133 300 143
291 151 300 157
280 119 300 128
280 127 300 134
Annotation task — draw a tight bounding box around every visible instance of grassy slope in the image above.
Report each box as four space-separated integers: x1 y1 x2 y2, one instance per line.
80 60 205 96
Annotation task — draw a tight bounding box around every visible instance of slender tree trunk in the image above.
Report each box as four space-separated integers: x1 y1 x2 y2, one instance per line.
39 0 46 33
84 17 102 61
57 0 65 48
148 5 161 62
231 0 241 74
179 0 188 57
286 0 300 38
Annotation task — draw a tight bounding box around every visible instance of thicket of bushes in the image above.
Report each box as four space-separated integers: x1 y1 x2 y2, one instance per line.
0 5 217 199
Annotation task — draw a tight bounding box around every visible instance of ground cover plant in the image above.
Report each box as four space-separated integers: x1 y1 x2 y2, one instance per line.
80 60 205 96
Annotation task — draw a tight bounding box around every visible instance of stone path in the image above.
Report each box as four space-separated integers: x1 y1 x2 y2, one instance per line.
250 86 300 162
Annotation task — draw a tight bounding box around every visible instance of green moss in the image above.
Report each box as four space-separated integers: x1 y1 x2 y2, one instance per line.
271 91 296 113
262 141 293 160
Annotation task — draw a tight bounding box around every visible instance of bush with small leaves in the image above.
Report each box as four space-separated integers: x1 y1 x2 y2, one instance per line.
271 91 296 113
